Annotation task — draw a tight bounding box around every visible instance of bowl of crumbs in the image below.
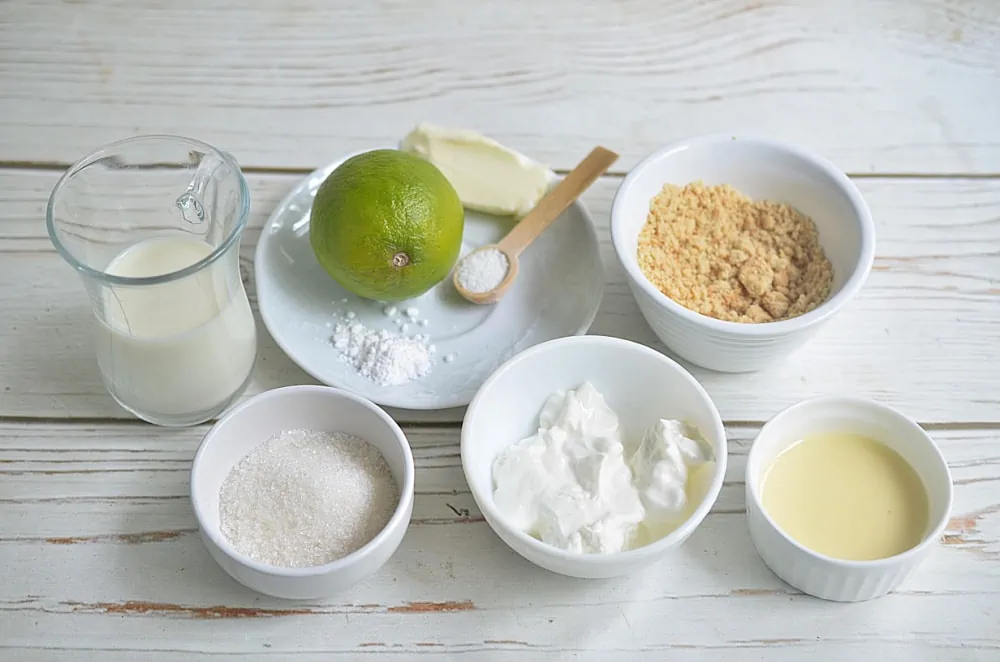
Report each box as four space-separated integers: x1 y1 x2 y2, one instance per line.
191 385 415 599
461 335 727 579
610 134 876 372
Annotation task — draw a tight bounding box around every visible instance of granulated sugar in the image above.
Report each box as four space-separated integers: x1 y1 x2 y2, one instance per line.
332 317 434 386
219 429 399 568
456 248 509 293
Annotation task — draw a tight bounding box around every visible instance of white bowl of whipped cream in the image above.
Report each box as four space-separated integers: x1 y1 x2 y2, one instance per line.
461 335 727 578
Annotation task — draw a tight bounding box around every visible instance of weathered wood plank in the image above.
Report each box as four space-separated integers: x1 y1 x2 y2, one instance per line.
0 423 997 659
0 594 997 660
0 0 998 174
1 170 998 423
0 649 996 662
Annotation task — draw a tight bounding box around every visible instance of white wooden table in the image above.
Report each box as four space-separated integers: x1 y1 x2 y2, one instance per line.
1 1 998 659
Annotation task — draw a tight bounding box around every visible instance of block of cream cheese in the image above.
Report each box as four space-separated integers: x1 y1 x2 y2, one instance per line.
400 122 553 217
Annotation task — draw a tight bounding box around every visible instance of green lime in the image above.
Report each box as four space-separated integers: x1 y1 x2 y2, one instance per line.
309 149 464 302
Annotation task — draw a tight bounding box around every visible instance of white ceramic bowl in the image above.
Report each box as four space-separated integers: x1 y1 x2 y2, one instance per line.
745 396 953 602
461 335 727 579
611 135 876 372
190 385 415 599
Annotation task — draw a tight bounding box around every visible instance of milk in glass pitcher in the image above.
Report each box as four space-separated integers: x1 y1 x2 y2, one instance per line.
46 136 257 426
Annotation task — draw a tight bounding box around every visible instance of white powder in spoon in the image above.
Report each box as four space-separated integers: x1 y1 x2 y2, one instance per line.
456 248 509 294
219 429 399 568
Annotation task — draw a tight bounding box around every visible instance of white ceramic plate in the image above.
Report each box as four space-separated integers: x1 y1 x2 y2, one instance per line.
254 150 604 410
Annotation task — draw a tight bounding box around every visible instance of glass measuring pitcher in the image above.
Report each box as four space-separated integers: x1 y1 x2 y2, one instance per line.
46 135 257 426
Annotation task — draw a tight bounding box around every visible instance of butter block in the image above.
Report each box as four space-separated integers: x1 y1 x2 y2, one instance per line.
400 122 553 217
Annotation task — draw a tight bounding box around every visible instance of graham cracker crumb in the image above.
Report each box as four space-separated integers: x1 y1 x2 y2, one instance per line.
637 182 833 323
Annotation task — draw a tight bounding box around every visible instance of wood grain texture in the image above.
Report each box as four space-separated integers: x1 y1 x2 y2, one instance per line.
2 1 997 657
0 422 997 660
1 169 998 423
0 0 999 174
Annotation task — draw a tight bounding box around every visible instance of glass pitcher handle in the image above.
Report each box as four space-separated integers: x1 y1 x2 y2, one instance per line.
175 149 238 225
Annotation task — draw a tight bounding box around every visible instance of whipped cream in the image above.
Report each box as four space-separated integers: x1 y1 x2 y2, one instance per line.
630 419 708 523
400 122 552 217
492 382 712 554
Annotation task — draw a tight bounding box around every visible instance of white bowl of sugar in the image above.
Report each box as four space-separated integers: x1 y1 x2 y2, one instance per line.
190 385 415 599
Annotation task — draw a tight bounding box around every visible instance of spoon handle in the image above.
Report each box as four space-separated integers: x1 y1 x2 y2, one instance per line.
497 146 619 257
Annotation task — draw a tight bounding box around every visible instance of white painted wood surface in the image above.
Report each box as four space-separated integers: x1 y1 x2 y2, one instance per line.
1 424 998 659
1 0 999 173
0 0 998 659
2 171 999 424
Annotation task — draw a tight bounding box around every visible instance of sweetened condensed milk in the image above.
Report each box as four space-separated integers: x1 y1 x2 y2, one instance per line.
761 432 929 561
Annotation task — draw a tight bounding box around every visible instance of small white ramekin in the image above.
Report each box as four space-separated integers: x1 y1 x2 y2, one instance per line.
191 385 415 600
745 396 953 602
610 135 876 373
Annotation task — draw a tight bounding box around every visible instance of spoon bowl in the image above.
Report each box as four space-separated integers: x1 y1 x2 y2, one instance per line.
453 244 520 305
453 146 618 305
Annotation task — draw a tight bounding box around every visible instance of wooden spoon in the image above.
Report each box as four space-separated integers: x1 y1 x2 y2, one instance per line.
453 146 619 304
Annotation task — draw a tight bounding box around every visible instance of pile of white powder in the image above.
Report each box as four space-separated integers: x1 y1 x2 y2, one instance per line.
219 429 399 568
456 248 509 294
332 316 434 386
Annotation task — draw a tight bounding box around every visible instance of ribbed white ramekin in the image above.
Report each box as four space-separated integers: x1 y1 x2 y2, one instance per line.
610 135 875 373
745 396 953 602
